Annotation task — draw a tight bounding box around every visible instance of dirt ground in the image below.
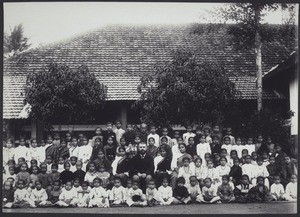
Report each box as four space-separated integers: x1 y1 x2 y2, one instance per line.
2 201 297 215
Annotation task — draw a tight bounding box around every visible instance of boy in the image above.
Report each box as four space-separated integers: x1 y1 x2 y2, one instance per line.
270 175 285 201
73 161 86 184
104 122 117 143
126 180 147 207
56 181 78 207
146 179 161 206
160 127 172 147
217 175 235 203
109 177 126 206
89 178 109 207
113 120 125 145
30 180 48 206
158 178 173 205
187 176 202 203
147 125 160 147
173 177 191 204
201 178 220 203
183 125 196 146
283 174 297 201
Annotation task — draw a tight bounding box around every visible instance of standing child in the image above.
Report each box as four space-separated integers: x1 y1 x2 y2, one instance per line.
60 162 74 185
92 127 103 148
57 139 70 161
147 125 160 147
217 175 235 203
183 125 196 146
126 180 147 207
254 157 270 188
172 177 191 204
210 136 222 156
224 127 235 145
69 137 80 159
126 135 140 158
187 176 202 203
37 163 49 189
29 138 43 166
201 160 220 186
30 180 48 207
109 177 126 206
283 174 297 201
57 157 65 173
203 126 212 144
147 137 158 159
216 157 231 185
15 163 30 188
73 161 86 184
2 181 14 208
211 125 223 144
47 164 60 185
186 137 197 158
221 136 232 159
160 127 172 147
262 152 270 167
194 157 205 188
200 178 220 203
14 137 30 166
56 181 78 207
113 120 125 145
45 155 53 174
157 178 173 205
146 179 162 206
178 157 195 187
97 163 111 189
228 150 238 167
232 137 243 159
123 124 135 146
12 179 35 208
84 162 99 187
270 175 285 201
91 137 103 162
103 136 117 163
104 122 117 143
266 156 278 186
171 131 181 148
229 158 242 186
244 138 255 156
241 155 257 185
196 135 211 161
3 139 15 167
234 174 253 203
69 156 78 173
78 136 93 171
89 178 109 207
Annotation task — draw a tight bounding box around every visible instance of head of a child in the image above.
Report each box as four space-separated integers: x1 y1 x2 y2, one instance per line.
207 160 214 169
19 137 26 146
51 164 58 173
64 162 71 171
4 181 12 191
266 136 272 144
120 137 127 147
161 137 168 146
159 147 167 157
6 139 14 148
204 153 212 162
118 147 126 157
199 135 206 143
241 175 250 185
35 180 42 190
177 137 183 146
257 135 263 143
162 178 169 187
126 124 133 131
220 148 228 158
76 161 83 171
65 132 72 142
45 155 52 165
148 179 156 190
290 174 297 183
275 144 282 153
148 137 155 147
8 166 15 175
106 122 113 132
65 181 73 191
116 121 122 129
17 179 25 189
17 157 25 166
73 178 80 188
30 159 38 168
126 179 132 189
194 157 202 168
269 156 275 165
97 150 105 159
114 177 122 187
284 156 291 165
95 127 102 136
220 157 227 166
149 125 156 134
226 127 232 136
204 178 212 188
134 135 141 145
7 177 15 187
20 163 28 172
182 157 190 167
212 136 219 145
94 138 102 147
82 136 88 146
70 156 77 166
257 176 265 186
233 158 240 166
262 152 269 160
189 176 198 187
195 126 202 136
186 125 193 133
177 177 185 187
98 163 106 173
32 166 39 174
174 131 180 139
82 181 89 190
51 181 59 191
71 137 78 147
223 136 231 145
251 152 258 161
188 137 195 146
162 127 168 136
132 181 139 190
30 138 38 148
58 157 65 165
204 127 210 137
107 137 114 146
245 155 252 164
256 157 263 166
46 135 53 145
236 137 242 146
40 163 47 174
230 150 238 159
273 175 281 184
242 149 249 158
214 153 221 162
247 138 253 145
179 143 186 154
88 163 96 172
222 175 229 185
213 125 220 133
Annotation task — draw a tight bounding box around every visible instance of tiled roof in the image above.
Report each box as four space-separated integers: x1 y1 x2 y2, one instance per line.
3 24 293 119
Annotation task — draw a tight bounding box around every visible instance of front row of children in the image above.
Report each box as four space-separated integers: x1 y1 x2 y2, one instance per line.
3 173 297 208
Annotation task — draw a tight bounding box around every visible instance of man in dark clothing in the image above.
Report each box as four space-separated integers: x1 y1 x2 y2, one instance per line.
130 142 154 192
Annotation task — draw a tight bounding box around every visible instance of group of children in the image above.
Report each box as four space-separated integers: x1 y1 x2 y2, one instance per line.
2 122 298 208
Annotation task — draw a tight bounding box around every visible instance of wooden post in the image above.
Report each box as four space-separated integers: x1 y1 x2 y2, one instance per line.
121 104 128 127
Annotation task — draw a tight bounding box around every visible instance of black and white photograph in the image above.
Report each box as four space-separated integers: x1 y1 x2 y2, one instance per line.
2 1 299 215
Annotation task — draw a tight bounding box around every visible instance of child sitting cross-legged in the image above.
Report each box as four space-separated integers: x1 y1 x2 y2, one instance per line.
173 177 191 204
178 157 195 187
2 181 14 208
30 180 48 207
157 178 173 205
56 181 78 207
109 177 127 206
234 174 253 203
187 175 202 204
200 177 220 203
77 181 91 207
248 176 273 202
217 175 235 203
270 175 285 201
146 179 162 206
12 179 35 208
126 180 147 207
43 180 61 206
283 174 297 202
88 178 109 208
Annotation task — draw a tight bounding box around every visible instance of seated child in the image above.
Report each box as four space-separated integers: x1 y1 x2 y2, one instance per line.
178 157 195 187
46 180 62 206
47 163 60 185
146 179 162 206
69 156 78 173
157 178 173 205
194 157 205 188
88 178 109 208
200 177 220 203
4 166 16 187
97 163 111 189
234 174 253 203
248 176 273 202
109 177 126 206
270 175 285 201
254 157 270 188
37 163 49 189
45 155 53 174
60 162 75 185
172 177 191 204
12 179 35 208
77 181 91 207
266 156 278 186
187 176 202 203
2 181 14 208
73 161 86 184
201 160 220 186
15 163 30 188
29 166 39 185
126 180 147 207
217 175 235 203
283 174 297 202
30 180 48 207
56 181 78 207
229 158 242 186
147 137 158 159
241 155 257 185
57 157 65 173
216 157 231 184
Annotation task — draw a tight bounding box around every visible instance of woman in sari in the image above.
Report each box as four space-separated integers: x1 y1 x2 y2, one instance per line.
111 146 129 185
154 145 172 187
170 142 193 189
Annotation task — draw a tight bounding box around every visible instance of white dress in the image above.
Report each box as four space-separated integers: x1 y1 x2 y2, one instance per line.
196 143 211 160
89 186 109 207
158 186 173 205
109 186 126 204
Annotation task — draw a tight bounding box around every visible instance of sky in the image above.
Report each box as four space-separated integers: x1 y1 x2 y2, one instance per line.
4 2 298 48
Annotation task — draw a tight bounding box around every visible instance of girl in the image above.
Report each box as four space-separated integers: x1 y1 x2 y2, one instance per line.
251 152 258 166
232 137 243 159
56 181 78 207
201 160 220 186
13 137 30 166
172 177 191 204
270 175 285 201
241 155 257 185
154 146 172 187
283 174 297 201
84 162 99 187
171 131 181 148
57 157 65 173
12 179 35 208
29 166 39 185
89 178 109 207
2 181 14 208
196 135 211 161
178 157 195 186
109 177 126 206
47 164 60 185
248 176 273 202
210 136 222 156
30 180 48 206
126 135 140 157
194 157 205 187
158 178 173 205
45 155 53 174
92 127 104 147
3 139 15 167
126 180 147 207
234 174 253 203
60 162 74 185
69 156 78 172
187 176 202 203
200 177 220 203
103 136 117 163
69 137 80 159
15 163 30 188
160 127 172 147
57 139 70 161
97 163 111 189
183 125 196 146
78 136 93 171
221 136 232 158
216 157 231 184
262 152 270 166
65 131 73 149
111 147 130 185
217 175 235 203
29 138 43 166
147 137 158 159
91 137 103 162
244 137 255 156
254 157 270 188
266 136 275 155
37 164 49 189
186 137 197 158
229 158 242 186
93 149 111 173
228 150 238 167
146 179 162 206
3 166 16 187
77 181 91 207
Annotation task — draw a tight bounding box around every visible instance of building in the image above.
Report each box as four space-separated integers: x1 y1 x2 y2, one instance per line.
3 24 296 140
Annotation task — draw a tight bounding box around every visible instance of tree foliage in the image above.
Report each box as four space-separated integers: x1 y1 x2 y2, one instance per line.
4 24 31 57
134 49 240 127
25 63 107 129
